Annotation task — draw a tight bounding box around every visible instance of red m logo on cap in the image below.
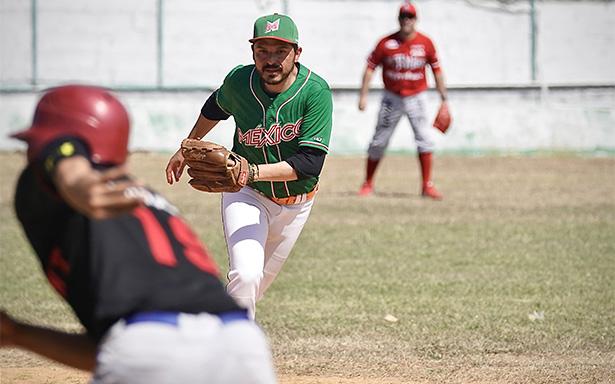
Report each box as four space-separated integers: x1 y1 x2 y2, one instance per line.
265 19 280 33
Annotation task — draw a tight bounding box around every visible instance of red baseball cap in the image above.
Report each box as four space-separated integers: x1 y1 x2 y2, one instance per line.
399 3 417 17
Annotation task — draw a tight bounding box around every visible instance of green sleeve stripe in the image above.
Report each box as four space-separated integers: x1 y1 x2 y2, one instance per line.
299 141 329 152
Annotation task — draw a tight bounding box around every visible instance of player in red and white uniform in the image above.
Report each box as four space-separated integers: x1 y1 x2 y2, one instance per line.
358 2 449 199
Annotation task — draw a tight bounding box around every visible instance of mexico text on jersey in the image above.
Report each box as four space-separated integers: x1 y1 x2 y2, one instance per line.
216 64 333 199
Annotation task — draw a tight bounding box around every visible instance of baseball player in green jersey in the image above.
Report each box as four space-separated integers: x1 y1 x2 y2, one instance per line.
165 13 333 319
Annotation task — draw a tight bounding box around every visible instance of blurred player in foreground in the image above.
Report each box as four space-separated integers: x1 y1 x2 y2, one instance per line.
1 84 276 384
358 2 449 199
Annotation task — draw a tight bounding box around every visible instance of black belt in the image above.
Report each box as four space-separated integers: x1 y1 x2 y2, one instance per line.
124 310 249 326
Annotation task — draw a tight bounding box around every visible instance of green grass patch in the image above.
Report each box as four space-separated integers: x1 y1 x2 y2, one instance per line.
1 153 614 381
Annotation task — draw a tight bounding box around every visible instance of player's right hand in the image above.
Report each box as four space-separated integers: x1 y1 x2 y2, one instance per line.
165 148 186 185
358 96 368 111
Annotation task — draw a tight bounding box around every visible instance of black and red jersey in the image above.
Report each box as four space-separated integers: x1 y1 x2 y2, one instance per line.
14 138 241 342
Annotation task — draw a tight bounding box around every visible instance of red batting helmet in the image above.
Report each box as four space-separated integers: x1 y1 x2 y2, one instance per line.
11 84 130 165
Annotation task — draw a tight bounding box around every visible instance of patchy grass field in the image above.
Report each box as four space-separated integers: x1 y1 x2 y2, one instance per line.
1 152 614 383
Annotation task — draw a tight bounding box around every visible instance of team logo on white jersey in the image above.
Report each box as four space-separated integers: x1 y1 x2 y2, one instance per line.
387 53 426 71
266 19 280 33
239 118 303 148
384 39 400 50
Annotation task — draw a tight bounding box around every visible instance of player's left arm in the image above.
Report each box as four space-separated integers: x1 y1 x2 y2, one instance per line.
254 161 299 182
256 146 326 182
433 70 448 103
0 311 96 371
428 40 449 103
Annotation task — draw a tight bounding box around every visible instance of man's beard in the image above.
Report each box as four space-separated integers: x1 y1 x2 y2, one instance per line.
259 64 293 85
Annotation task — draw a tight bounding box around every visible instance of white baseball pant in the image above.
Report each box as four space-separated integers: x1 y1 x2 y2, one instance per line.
222 186 314 319
367 90 435 159
92 312 276 384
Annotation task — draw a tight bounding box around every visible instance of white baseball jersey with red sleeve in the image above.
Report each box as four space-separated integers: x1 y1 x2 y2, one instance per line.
367 32 441 97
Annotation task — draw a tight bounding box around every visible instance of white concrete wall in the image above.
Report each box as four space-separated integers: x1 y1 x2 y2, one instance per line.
1 0 614 153
3 86 613 154
2 0 614 87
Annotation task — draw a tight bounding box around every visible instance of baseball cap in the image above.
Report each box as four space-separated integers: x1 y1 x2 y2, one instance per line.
399 3 417 17
249 13 299 45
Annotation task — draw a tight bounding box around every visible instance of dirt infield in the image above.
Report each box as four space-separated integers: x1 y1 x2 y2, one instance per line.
1 349 614 383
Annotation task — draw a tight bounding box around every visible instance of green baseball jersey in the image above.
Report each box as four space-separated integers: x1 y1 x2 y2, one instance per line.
215 63 333 199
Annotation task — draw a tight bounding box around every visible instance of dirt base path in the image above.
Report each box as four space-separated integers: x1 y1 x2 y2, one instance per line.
2 352 614 384
0 367 408 384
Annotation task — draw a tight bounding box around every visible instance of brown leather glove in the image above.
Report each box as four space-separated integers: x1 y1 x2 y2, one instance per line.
181 139 255 193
